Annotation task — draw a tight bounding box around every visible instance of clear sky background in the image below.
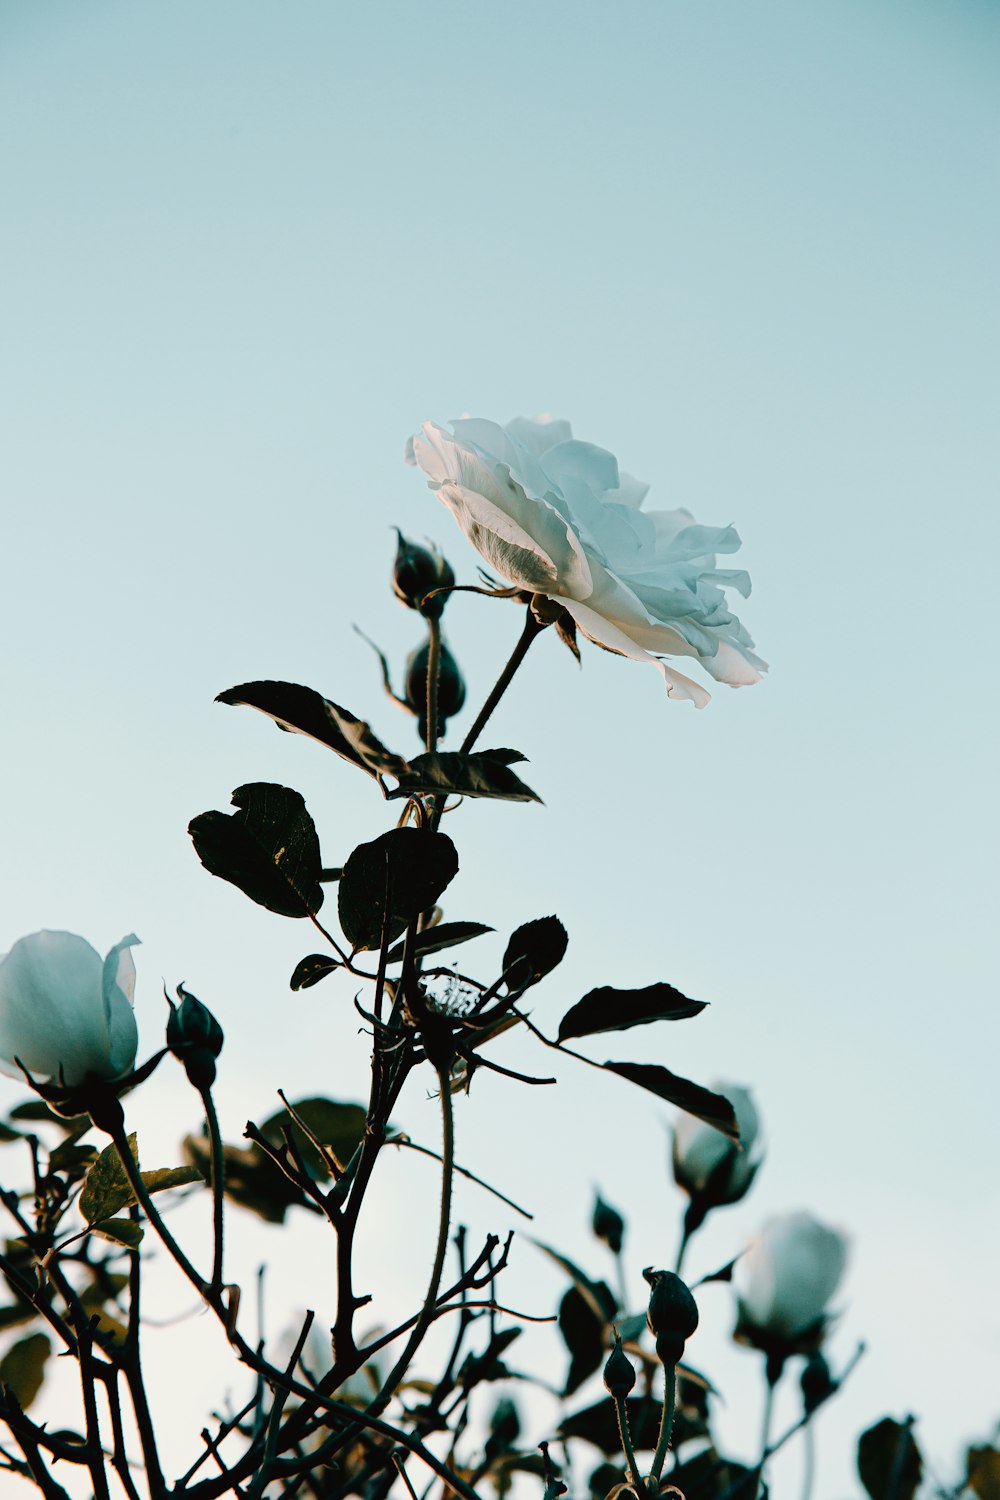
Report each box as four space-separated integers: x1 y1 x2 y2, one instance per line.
1 2 998 1495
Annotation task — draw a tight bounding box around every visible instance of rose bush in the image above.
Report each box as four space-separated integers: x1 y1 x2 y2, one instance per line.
673 1080 761 1207
735 1211 848 1349
0 930 140 1086
407 415 766 707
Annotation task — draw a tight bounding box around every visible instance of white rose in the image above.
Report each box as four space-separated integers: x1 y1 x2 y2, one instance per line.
673 1081 761 1206
0 930 140 1087
407 415 766 708
735 1212 848 1345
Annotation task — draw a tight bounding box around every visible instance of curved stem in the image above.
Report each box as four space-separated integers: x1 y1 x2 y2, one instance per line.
200 1085 225 1295
370 1063 455 1413
674 1221 691 1277
650 1363 676 1481
459 607 545 754
109 1124 208 1299
425 615 442 754
612 1391 645 1495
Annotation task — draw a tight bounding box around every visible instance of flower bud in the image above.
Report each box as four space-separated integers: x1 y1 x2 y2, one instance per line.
487 1396 521 1453
592 1193 625 1256
733 1212 848 1367
602 1335 636 1398
643 1267 699 1366
392 530 454 618
405 638 466 743
167 985 224 1090
800 1351 835 1414
672 1083 761 1219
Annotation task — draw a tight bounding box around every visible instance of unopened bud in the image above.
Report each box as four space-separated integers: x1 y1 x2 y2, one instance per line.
643 1267 699 1366
405 638 466 742
392 530 454 618
167 985 224 1090
592 1193 625 1255
602 1336 636 1398
800 1351 835 1414
488 1396 521 1450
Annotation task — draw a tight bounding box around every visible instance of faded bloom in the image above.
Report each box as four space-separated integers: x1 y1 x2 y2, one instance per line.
407 415 765 707
735 1212 848 1352
673 1081 762 1210
0 930 140 1087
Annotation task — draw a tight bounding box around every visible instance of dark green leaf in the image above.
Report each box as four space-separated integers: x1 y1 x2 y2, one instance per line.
558 1282 616 1396
0 1122 21 1143
503 917 568 992
383 920 493 964
558 982 706 1043
589 1464 625 1500
0 1303 36 1331
694 1257 739 1287
0 1332 51 1408
591 1193 625 1255
183 1134 309 1224
531 1239 603 1310
858 1418 922 1500
338 828 458 952
80 1135 139 1224
93 1218 144 1248
217 681 408 779
458 1327 522 1390
560 1395 707 1454
9 1101 89 1131
290 954 341 991
47 1141 99 1176
967 1447 1000 1500
258 1098 368 1177
141 1166 202 1195
601 1063 738 1140
665 1449 758 1499
391 749 541 803
190 782 324 919
80 1137 202 1224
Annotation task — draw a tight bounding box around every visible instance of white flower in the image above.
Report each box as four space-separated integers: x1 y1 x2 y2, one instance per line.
407 415 766 707
673 1082 761 1206
0 931 140 1087
735 1212 848 1345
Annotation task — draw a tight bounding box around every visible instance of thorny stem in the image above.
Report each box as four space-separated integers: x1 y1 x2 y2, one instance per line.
371 1063 455 1413
612 1391 645 1495
108 1125 208 1301
650 1363 677 1481
201 1085 226 1295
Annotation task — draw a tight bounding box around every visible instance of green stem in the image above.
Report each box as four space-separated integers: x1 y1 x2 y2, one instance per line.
674 1221 691 1277
754 1374 777 1499
425 614 442 754
109 1125 208 1299
800 1420 816 1500
200 1085 226 1295
459 607 544 755
370 1063 455 1413
650 1364 676 1481
612 1391 645 1495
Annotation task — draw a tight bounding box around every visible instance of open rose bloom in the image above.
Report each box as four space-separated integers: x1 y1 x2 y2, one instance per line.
0 930 140 1087
408 416 766 707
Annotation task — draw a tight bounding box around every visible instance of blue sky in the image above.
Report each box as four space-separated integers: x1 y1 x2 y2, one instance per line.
1 2 998 1493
